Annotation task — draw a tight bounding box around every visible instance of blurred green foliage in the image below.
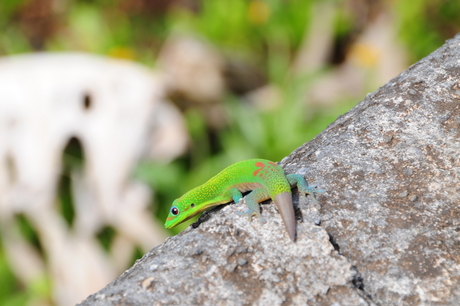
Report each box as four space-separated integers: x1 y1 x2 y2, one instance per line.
1 0 460 304
0 229 51 306
396 0 460 62
0 245 27 306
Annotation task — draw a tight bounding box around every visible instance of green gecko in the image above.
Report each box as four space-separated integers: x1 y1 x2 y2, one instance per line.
164 159 323 241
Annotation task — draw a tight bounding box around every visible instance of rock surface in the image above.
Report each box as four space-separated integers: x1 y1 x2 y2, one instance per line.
79 34 460 305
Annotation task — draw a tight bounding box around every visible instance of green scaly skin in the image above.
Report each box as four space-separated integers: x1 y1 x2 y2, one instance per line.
164 159 323 241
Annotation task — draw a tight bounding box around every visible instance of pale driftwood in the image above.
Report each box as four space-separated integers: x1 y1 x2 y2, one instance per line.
80 34 460 305
0 53 187 306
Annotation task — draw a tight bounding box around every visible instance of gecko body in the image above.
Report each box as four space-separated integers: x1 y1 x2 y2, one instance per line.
164 159 322 241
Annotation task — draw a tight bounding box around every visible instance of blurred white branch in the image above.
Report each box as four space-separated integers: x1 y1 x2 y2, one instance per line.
0 53 187 306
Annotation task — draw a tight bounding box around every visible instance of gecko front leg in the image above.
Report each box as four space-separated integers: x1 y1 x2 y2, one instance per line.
233 187 267 223
286 174 324 207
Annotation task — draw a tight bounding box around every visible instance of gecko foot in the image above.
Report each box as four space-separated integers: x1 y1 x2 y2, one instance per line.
236 210 266 223
299 185 325 206
235 198 266 223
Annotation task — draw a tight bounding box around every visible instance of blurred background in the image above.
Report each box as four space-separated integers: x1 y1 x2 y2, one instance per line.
0 0 459 305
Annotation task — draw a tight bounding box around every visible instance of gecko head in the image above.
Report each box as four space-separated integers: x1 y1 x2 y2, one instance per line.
164 196 198 229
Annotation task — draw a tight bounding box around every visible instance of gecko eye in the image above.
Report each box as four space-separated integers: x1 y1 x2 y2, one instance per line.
191 203 195 208
171 206 179 215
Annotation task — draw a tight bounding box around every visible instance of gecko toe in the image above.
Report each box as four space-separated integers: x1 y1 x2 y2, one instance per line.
305 186 325 195
237 209 264 222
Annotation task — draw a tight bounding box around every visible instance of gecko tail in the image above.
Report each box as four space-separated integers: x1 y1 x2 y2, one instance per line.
274 192 296 242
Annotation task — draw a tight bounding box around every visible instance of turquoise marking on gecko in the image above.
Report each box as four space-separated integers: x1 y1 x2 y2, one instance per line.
164 159 323 241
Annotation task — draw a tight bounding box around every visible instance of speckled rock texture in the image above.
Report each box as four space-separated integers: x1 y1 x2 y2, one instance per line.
79 35 460 305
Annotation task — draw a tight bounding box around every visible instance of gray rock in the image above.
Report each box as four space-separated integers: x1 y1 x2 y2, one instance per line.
283 34 460 305
79 34 460 305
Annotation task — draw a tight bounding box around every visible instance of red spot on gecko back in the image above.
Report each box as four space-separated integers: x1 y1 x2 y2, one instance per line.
253 161 265 176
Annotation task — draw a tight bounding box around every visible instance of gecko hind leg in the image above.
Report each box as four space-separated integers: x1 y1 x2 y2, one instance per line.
235 187 267 223
287 174 325 206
